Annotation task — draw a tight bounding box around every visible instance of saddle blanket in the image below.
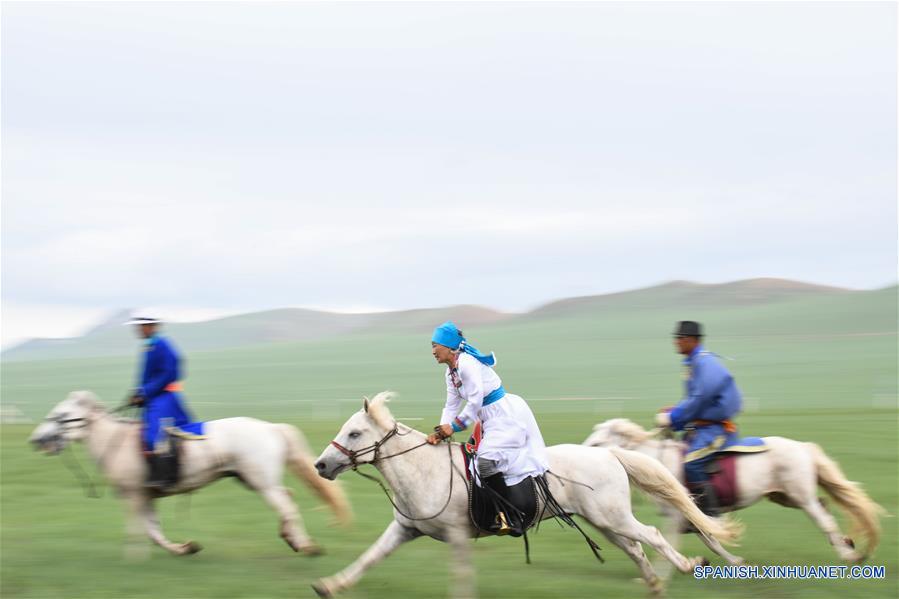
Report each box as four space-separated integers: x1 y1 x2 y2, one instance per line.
685 439 769 509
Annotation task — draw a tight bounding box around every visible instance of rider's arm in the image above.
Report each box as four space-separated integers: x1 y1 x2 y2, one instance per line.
450 355 485 433
439 369 463 426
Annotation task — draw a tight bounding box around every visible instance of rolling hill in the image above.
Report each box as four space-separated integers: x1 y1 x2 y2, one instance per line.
2 278 894 363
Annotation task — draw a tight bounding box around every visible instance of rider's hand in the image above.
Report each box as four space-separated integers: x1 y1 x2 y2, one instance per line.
427 424 453 444
654 411 672 428
129 393 144 407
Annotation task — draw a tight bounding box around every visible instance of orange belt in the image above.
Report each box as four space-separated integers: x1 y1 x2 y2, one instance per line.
693 419 737 433
164 382 183 392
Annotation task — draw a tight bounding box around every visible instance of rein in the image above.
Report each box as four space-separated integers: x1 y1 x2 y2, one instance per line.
330 425 458 521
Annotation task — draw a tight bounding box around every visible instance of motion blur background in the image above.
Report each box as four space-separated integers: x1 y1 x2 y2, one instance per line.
2 2 896 598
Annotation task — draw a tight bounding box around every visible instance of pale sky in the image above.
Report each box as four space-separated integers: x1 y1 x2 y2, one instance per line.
2 2 897 348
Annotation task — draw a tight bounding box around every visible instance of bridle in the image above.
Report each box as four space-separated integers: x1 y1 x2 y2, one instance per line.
328 423 462 521
329 425 410 469
45 414 90 429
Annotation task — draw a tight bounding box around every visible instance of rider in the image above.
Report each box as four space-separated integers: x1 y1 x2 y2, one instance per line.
426 322 549 535
126 316 194 490
655 321 742 517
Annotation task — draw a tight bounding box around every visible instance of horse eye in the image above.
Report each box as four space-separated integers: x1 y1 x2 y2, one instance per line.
348 431 361 439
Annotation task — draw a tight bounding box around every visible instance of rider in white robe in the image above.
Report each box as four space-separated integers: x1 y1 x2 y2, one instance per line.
440 352 548 486
427 321 548 491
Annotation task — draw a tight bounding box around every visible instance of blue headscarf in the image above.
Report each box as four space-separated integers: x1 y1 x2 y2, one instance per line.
431 321 496 367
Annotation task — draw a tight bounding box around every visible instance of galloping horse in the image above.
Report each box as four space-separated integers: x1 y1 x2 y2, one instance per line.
584 418 884 572
29 391 352 558
312 392 742 598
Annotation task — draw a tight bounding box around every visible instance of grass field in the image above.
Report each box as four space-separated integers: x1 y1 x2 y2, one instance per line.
2 287 897 597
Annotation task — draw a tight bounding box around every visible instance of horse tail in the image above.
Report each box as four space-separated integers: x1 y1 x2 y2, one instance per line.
276 424 353 526
807 442 884 558
609 447 743 545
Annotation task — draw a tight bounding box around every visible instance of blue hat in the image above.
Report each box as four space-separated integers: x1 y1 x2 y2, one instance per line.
432 321 463 349
431 322 496 367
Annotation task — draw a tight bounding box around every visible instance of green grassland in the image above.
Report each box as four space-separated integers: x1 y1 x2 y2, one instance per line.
2 285 897 597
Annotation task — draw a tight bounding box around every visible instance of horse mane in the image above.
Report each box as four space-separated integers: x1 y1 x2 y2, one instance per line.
69 390 137 423
601 418 653 445
367 391 397 430
69 390 103 409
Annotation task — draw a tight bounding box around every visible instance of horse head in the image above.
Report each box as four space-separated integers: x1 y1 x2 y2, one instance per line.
314 391 397 480
29 391 104 454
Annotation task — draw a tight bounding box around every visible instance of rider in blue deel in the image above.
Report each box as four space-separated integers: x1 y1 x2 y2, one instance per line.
126 316 194 489
655 320 742 516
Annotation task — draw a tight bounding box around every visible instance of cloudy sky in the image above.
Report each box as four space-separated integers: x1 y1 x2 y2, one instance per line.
2 2 896 348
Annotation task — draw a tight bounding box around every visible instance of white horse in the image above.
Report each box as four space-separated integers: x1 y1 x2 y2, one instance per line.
312 392 743 598
29 391 352 558
584 418 884 573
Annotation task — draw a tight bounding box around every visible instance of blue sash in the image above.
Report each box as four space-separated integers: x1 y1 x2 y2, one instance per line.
483 386 506 406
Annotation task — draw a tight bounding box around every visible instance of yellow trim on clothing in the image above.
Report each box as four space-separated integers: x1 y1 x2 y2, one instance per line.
686 437 770 461
684 435 726 462
720 445 770 454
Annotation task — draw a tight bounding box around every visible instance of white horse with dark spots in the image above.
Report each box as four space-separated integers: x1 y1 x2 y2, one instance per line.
584 418 885 575
29 391 352 558
313 392 743 598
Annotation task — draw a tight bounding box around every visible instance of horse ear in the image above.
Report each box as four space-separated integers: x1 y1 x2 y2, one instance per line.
363 397 370 413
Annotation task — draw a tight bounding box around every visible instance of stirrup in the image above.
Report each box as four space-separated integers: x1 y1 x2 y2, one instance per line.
492 511 514 536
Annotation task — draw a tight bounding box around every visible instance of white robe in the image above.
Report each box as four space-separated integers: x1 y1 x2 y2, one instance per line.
439 353 549 485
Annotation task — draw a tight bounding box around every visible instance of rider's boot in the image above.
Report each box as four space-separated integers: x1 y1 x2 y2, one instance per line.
482 473 521 536
144 453 178 491
682 481 721 533
145 453 166 490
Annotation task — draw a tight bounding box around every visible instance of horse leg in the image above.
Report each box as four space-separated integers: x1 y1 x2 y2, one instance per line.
651 507 682 580
606 514 706 574
598 528 664 596
238 454 320 556
447 525 476 599
694 522 745 565
259 485 320 556
313 519 422 597
144 497 202 556
123 493 151 561
799 498 861 561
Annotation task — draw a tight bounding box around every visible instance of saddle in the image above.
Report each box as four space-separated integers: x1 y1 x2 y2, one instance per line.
461 423 538 536
460 422 605 564
468 475 539 536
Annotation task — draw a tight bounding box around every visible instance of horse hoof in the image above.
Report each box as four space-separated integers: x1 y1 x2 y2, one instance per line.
843 537 855 549
183 541 203 555
301 545 325 557
312 582 332 598
699 557 710 567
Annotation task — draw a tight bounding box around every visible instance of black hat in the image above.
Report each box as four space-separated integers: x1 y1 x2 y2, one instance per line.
673 321 703 337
